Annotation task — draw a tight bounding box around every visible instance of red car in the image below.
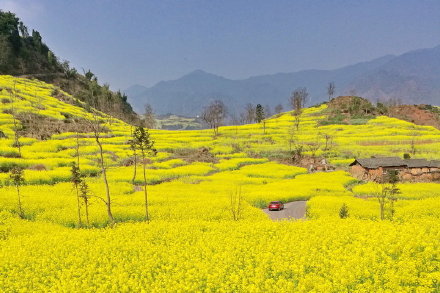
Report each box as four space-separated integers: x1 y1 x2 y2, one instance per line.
268 201 284 211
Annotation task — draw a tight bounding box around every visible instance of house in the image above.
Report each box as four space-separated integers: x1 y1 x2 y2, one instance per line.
349 157 440 182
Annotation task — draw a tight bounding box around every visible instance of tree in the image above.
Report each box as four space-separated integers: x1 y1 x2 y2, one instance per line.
288 125 296 152
243 103 256 124
289 87 308 114
339 203 349 219
9 84 21 156
128 127 138 185
0 11 21 53
70 162 82 228
374 170 401 220
79 180 91 227
229 186 243 221
327 82 335 101
201 100 227 136
274 104 284 114
133 126 157 222
83 69 95 81
31 29 42 51
305 138 322 162
143 104 156 129
10 167 25 218
255 104 265 123
410 131 417 155
264 104 272 118
289 87 308 130
321 132 334 151
90 111 114 225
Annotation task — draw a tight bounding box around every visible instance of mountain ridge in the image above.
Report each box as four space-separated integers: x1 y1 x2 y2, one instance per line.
127 45 439 116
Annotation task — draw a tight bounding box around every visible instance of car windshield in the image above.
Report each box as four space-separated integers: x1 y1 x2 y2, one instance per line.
270 201 280 204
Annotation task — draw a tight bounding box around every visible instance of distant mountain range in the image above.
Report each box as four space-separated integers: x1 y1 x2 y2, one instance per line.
126 45 440 116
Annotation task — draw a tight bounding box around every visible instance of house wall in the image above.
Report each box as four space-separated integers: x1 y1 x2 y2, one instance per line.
350 165 367 179
349 164 440 182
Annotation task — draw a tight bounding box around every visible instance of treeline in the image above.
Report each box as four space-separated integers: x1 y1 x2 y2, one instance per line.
0 10 139 124
0 11 59 75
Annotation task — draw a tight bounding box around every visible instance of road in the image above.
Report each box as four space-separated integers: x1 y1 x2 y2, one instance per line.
263 201 307 220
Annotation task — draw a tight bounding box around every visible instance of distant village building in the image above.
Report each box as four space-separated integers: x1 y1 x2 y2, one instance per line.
350 157 440 182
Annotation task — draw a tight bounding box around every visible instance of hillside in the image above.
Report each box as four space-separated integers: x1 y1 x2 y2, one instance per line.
0 10 138 123
127 45 440 116
1 76 440 291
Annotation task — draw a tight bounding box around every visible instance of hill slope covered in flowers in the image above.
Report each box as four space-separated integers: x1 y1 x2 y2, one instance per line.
0 76 439 292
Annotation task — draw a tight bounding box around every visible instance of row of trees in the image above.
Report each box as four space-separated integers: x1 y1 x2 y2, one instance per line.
200 81 337 135
8 108 156 227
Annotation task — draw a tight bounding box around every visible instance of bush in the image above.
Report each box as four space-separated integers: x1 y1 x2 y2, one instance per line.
339 203 349 219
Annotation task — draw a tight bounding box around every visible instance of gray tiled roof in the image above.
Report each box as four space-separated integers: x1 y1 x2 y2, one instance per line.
429 160 440 168
350 157 440 169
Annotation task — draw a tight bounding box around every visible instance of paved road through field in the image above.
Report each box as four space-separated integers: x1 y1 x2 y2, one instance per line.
263 201 307 220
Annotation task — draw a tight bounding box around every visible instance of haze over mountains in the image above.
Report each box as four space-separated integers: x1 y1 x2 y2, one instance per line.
126 45 440 116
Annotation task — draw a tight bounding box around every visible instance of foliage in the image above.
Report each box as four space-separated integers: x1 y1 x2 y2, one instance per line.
339 203 349 219
255 104 265 123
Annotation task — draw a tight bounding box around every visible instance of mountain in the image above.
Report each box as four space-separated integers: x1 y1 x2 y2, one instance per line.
127 45 440 116
348 45 440 105
0 10 138 123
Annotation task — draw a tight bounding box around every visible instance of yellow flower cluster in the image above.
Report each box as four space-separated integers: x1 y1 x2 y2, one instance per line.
0 216 439 292
1 75 440 291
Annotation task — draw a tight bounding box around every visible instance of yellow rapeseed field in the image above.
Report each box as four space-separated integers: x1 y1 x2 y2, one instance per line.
0 75 439 292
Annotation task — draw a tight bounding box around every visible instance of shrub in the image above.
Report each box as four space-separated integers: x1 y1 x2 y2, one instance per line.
339 203 349 219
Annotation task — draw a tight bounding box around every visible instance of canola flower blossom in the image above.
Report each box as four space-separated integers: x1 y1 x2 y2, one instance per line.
0 75 440 291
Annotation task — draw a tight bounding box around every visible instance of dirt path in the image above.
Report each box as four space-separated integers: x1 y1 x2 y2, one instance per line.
263 201 307 220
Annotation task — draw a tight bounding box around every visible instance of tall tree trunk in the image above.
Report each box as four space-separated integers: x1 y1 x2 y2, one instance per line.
75 132 82 227
75 186 82 227
85 200 90 227
142 153 149 222
16 185 23 218
97 138 114 225
132 151 137 185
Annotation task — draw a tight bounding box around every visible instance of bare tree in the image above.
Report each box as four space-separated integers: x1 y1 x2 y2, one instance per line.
143 104 156 129
90 111 114 225
290 87 308 114
201 100 227 135
229 186 243 221
230 113 242 135
321 133 334 151
274 104 284 114
264 104 272 118
410 131 417 155
327 82 335 101
288 125 296 152
289 87 308 130
374 171 400 220
133 126 157 222
348 89 357 96
305 138 322 163
243 103 256 124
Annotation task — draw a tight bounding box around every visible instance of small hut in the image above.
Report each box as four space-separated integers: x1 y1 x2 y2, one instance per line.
349 157 440 182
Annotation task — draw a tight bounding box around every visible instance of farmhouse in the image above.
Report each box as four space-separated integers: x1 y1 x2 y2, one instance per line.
350 157 440 182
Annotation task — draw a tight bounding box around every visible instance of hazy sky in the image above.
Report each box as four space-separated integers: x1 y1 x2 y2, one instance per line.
1 0 439 90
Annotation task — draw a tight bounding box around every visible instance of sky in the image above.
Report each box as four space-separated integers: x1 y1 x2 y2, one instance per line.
1 0 439 90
